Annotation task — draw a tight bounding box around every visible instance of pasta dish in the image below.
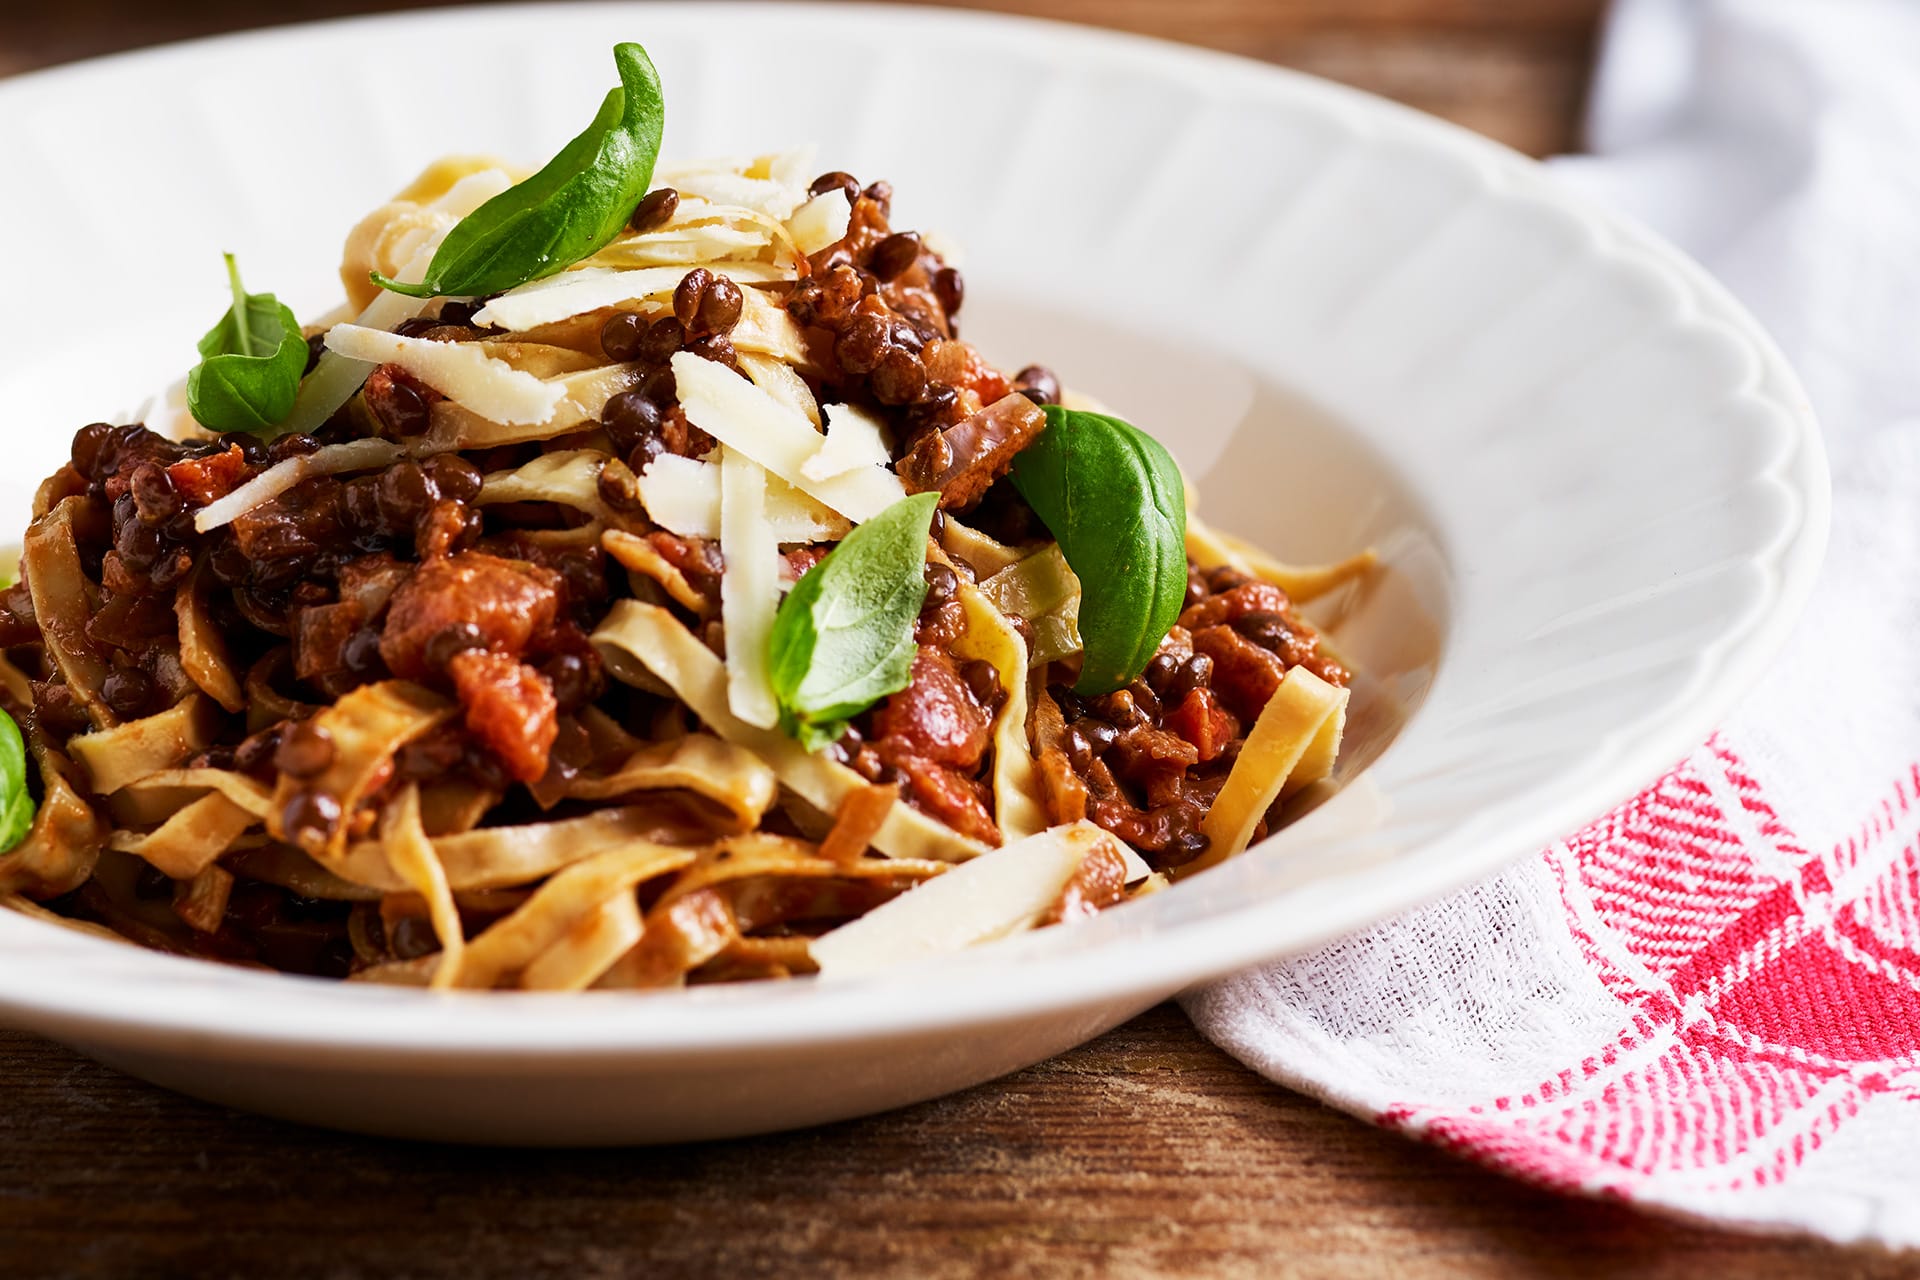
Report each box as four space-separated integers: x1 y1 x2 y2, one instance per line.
0 43 1366 990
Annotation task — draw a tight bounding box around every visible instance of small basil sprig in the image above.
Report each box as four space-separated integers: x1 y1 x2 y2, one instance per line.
768 492 939 752
1010 405 1188 695
186 254 309 435
0 707 35 852
374 41 665 300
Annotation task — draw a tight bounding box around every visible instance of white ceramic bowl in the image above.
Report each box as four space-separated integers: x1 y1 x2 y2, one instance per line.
0 3 1826 1143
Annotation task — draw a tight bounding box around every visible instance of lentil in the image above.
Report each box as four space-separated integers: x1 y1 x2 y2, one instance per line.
628 186 679 232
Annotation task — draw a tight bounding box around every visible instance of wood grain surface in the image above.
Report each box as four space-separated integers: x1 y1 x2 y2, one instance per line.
0 3 1909 1276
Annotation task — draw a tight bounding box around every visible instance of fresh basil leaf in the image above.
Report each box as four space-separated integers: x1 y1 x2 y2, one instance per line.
374 41 665 300
186 254 309 435
0 707 34 852
1009 405 1187 695
768 492 939 752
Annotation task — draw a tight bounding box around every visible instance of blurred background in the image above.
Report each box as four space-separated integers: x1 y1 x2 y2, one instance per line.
0 0 1607 157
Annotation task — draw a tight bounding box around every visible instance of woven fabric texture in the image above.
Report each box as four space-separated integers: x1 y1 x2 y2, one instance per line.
1186 0 1920 1246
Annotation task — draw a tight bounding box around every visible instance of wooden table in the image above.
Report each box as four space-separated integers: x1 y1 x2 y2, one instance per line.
0 3 1911 1276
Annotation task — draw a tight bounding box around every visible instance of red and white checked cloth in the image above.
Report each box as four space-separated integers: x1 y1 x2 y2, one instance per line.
1186 0 1920 1247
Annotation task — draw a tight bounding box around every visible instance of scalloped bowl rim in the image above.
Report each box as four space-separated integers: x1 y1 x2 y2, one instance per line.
0 3 1828 1068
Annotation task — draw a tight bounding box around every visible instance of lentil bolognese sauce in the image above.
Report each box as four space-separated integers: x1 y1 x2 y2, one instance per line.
0 42 1371 988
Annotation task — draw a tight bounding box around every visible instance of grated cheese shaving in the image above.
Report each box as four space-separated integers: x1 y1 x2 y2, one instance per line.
473 263 789 331
801 403 893 481
787 190 852 256
427 361 646 450
671 353 906 523
718 448 782 729
195 438 405 533
660 169 806 220
323 325 565 425
634 453 848 542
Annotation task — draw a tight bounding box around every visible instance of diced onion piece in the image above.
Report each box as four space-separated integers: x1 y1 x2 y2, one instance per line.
591 601 989 862
1030 612 1084 667
634 454 847 542
979 544 1083 667
940 517 1027 578
810 821 1121 977
978 545 1079 619
802 403 892 481
719 448 782 729
195 438 404 533
672 353 905 523
1180 667 1349 877
787 190 852 255
323 325 565 426
473 263 787 331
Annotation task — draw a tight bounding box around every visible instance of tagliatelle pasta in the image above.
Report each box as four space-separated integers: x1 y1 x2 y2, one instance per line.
0 98 1369 989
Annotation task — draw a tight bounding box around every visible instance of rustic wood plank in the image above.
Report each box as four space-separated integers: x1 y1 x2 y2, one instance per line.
0 0 1603 155
2 1006 1912 1278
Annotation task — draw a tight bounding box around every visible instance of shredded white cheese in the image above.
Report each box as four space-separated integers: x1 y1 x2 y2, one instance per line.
671 353 906 523
719 448 782 730
662 170 806 221
472 263 788 331
323 325 565 426
802 403 893 481
194 438 405 534
787 190 851 256
634 454 848 543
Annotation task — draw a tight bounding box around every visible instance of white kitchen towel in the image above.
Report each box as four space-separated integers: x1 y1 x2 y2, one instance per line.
1185 0 1920 1248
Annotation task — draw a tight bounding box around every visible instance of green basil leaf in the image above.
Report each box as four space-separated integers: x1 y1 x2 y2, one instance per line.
186 254 309 435
373 41 665 300
0 707 34 852
768 492 939 752
1009 405 1188 695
